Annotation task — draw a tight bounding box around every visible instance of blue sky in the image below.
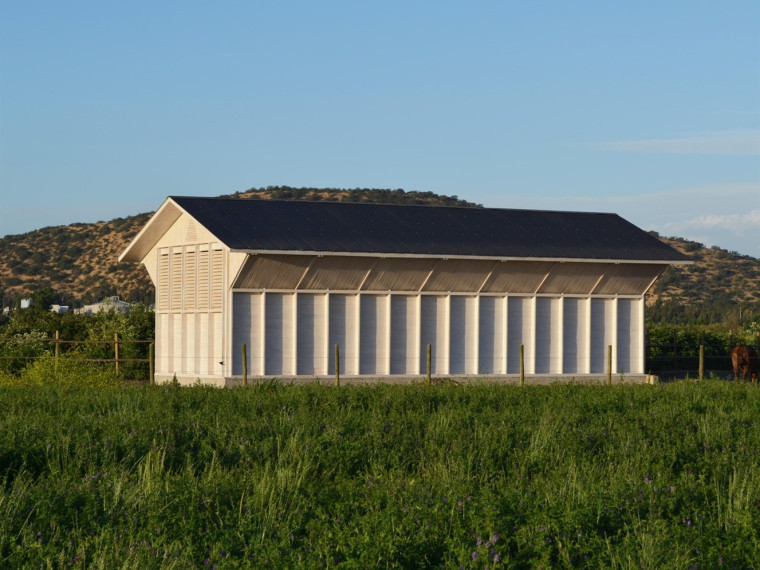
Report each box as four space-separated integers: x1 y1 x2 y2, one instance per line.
1 1 759 256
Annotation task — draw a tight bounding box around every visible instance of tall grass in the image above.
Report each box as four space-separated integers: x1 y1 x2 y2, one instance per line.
1 381 759 567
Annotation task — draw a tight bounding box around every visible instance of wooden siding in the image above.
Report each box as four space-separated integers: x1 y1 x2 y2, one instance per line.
155 243 225 378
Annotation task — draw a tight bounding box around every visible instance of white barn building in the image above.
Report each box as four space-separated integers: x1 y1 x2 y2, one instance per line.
120 197 690 385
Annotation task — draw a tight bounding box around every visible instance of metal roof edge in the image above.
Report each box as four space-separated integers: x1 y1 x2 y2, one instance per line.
230 249 692 265
169 194 627 217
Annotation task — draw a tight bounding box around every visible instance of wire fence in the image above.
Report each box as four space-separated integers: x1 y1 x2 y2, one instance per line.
646 340 759 379
0 333 155 382
1 333 757 383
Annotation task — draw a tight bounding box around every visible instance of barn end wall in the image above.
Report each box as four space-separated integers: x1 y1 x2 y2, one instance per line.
148 213 249 380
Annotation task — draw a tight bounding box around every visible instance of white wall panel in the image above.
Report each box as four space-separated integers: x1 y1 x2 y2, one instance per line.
420 296 448 374
360 295 389 375
390 296 418 374
199 313 209 375
449 296 477 374
562 298 589 374
617 298 643 373
185 313 196 375
535 297 562 374
328 295 360 375
297 294 327 375
212 313 224 377
264 293 295 375
172 314 183 374
590 298 615 373
232 293 265 376
478 296 506 374
632 298 644 374
157 313 169 374
507 297 533 374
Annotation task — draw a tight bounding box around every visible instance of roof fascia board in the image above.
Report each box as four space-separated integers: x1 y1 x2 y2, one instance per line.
232 249 692 265
231 287 647 299
120 198 218 263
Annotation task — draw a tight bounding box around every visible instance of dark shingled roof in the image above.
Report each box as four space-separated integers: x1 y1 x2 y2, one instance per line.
171 196 689 262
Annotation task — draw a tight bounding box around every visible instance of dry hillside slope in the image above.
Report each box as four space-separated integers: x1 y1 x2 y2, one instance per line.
1 188 758 324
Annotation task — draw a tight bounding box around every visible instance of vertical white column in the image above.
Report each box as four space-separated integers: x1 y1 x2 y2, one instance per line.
472 296 480 374
556 297 564 374
444 295 451 375
186 314 195 375
323 293 330 376
502 296 508 375
353 294 361 375
612 297 619 374
291 293 298 376
529 296 537 375
259 292 266 375
416 294 422 375
584 297 592 374
636 297 645 374
385 294 392 375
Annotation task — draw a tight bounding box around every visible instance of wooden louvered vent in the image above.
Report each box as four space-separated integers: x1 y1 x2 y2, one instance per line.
155 245 223 312
211 249 223 310
198 249 210 310
170 252 183 310
184 250 196 310
157 251 169 310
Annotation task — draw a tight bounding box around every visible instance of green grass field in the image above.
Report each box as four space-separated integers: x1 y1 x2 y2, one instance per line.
1 380 759 568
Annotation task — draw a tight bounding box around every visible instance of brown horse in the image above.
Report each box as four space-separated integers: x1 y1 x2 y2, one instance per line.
732 346 759 382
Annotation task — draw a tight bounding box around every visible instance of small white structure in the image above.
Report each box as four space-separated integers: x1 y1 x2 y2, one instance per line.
19 298 33 310
120 197 690 385
75 296 132 315
50 305 69 314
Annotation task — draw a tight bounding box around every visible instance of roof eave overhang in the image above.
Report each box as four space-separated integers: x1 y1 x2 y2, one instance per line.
230 249 693 265
119 198 187 263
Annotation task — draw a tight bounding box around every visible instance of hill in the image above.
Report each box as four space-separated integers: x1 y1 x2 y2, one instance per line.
1 187 758 326
0 214 153 307
646 234 760 326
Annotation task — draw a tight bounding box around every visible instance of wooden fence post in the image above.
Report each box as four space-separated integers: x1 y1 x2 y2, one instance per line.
426 344 432 385
699 344 704 381
519 344 525 386
607 345 612 385
114 333 120 375
149 342 155 385
242 343 248 387
335 344 340 387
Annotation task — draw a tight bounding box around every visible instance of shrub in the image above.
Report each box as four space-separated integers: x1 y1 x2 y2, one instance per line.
2 354 120 388
0 331 51 375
